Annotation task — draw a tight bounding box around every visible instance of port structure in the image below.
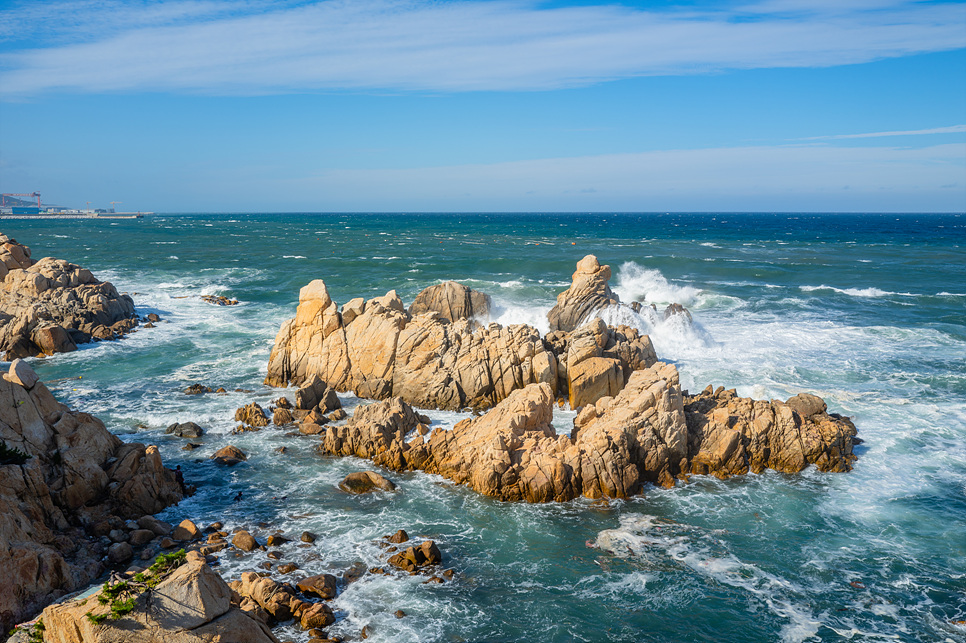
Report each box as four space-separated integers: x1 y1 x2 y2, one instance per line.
1 192 41 207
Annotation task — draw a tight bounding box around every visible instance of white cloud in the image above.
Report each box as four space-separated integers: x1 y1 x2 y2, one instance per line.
803 125 966 140
0 0 963 96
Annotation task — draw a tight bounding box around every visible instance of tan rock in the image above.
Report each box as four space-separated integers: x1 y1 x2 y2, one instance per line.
173 519 201 542
296 573 338 599
547 255 620 332
300 602 335 629
339 471 397 494
212 445 247 466
408 281 491 323
235 403 269 428
232 530 259 552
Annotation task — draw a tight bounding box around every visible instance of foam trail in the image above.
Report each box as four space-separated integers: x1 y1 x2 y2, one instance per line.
613 262 703 307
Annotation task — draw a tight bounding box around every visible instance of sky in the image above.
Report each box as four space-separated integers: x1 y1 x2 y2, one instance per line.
0 0 964 213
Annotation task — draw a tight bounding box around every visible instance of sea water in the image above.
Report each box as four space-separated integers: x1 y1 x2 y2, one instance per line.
3 213 964 642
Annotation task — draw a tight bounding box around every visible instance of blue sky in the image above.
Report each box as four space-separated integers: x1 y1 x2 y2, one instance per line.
1 0 964 212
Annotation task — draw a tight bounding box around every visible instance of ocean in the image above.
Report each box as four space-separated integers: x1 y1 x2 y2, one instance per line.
4 213 964 642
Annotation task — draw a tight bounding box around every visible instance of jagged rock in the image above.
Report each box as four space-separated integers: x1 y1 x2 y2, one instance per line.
41 558 279 643
166 422 205 438
296 573 338 599
235 402 269 428
212 445 247 466
295 374 341 412
265 279 558 411
0 234 137 359
338 470 397 494
408 280 491 323
387 529 409 544
310 362 857 504
273 407 294 425
236 572 298 623
0 360 182 633
300 602 335 629
185 384 214 395
547 255 620 332
387 540 442 572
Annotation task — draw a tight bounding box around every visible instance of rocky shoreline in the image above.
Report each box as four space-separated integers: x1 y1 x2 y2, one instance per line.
0 234 144 360
4 252 860 642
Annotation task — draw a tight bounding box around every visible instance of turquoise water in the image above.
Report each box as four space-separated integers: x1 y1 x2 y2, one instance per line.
4 213 965 642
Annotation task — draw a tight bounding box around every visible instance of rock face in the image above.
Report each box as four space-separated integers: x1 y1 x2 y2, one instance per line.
0 360 183 632
0 234 138 359
547 255 621 333
314 362 857 503
41 557 279 643
265 275 655 412
407 281 491 323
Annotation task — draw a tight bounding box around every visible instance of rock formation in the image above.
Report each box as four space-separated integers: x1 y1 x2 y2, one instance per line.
407 280 490 323
0 233 138 359
0 359 184 633
314 362 857 503
40 554 279 643
547 255 621 333
265 276 654 411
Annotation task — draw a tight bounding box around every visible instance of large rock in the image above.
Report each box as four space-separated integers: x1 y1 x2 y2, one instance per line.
339 470 397 494
547 255 620 332
0 234 137 359
408 280 491 323
313 363 858 503
41 558 279 643
0 360 183 633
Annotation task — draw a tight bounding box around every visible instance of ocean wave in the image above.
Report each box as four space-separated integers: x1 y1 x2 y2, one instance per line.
281 255 307 259
800 285 916 298
613 262 703 307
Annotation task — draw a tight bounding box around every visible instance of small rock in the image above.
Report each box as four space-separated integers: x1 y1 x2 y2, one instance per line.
300 602 335 629
267 534 290 547
184 383 213 395
172 519 201 541
278 563 299 574
129 529 156 546
301 531 317 543
212 445 247 465
235 402 270 427
182 442 202 450
339 471 397 494
109 529 128 543
361 624 372 639
204 521 224 532
165 421 205 438
297 573 338 599
328 408 347 422
232 529 259 552
387 529 409 544
394 609 406 618
159 537 176 549
146 313 161 322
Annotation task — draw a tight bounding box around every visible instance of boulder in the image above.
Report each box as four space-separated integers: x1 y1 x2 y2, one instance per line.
300 602 335 629
166 422 205 438
0 236 137 359
41 558 279 643
296 573 338 599
407 280 491 323
0 370 183 633
547 255 620 332
387 540 442 572
235 402 269 428
295 375 341 412
232 530 259 552
173 519 201 542
212 445 247 466
339 470 397 494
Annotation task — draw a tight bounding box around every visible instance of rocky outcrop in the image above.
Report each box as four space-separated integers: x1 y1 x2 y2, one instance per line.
0 359 183 632
265 275 657 412
407 281 490 323
41 555 279 643
0 234 138 359
265 280 559 411
312 362 856 503
547 255 620 333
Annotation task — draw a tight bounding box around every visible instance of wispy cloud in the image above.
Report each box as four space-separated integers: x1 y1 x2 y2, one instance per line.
803 125 966 140
1 0 963 96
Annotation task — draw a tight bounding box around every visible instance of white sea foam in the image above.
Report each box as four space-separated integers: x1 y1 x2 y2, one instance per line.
281 255 306 259
800 285 907 298
613 262 703 306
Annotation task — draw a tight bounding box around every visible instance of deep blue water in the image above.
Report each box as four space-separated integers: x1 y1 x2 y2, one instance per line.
3 213 964 642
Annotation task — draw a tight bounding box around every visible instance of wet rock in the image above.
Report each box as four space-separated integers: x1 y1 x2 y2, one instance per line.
201 294 239 306
165 421 205 438
387 540 442 572
184 383 214 395
232 530 259 552
339 470 397 494
387 529 409 544
273 407 295 425
182 442 202 450
301 602 336 629
300 531 317 543
267 534 290 547
278 563 299 574
172 519 201 542
235 402 270 427
212 445 247 466
297 573 338 599
394 609 406 618
146 313 161 322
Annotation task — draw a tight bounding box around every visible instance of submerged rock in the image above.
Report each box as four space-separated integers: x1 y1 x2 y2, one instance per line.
0 234 138 359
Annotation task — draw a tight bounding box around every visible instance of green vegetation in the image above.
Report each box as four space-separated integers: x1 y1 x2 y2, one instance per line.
9 618 45 642
84 550 186 625
0 439 31 466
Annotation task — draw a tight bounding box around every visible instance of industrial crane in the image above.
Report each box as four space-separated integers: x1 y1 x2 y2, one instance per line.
1 192 41 207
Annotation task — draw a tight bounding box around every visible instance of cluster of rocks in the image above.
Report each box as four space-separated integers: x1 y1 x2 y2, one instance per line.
0 359 184 633
265 263 657 412
201 295 239 306
263 254 859 503
0 233 142 359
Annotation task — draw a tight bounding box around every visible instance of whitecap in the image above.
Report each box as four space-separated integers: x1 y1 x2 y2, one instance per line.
613 262 703 307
